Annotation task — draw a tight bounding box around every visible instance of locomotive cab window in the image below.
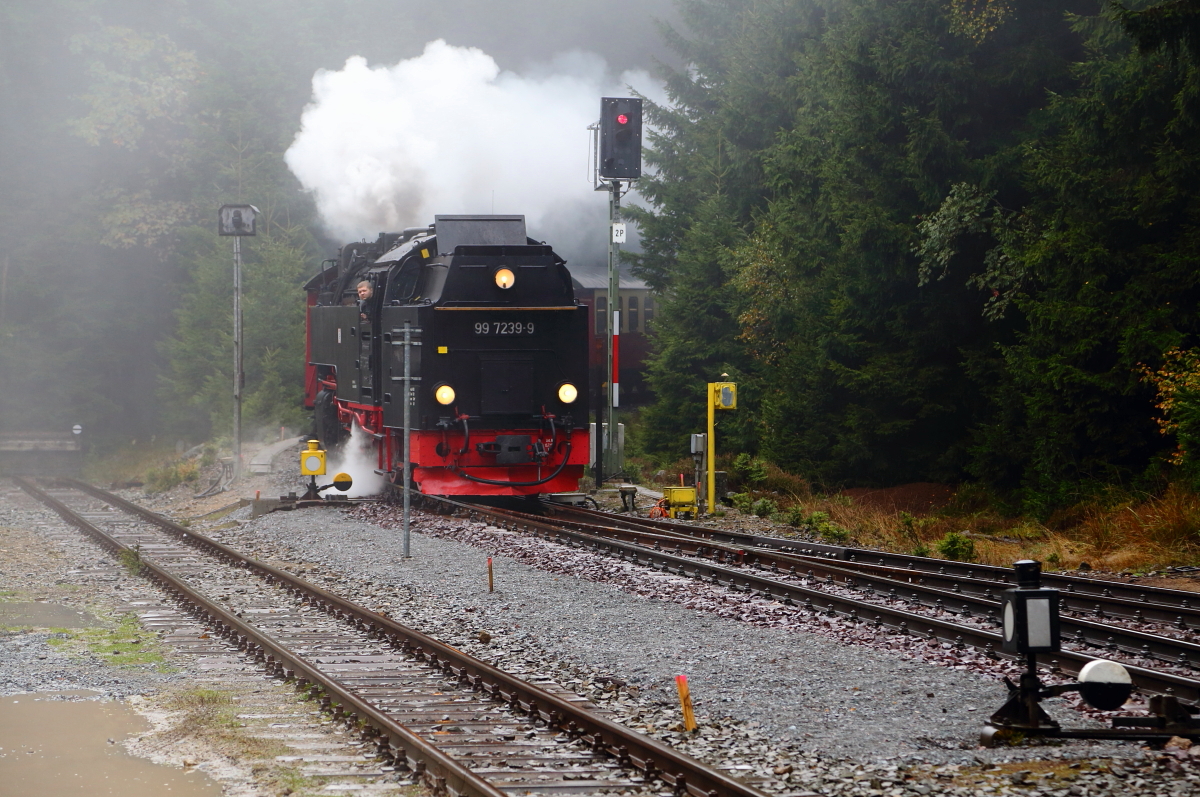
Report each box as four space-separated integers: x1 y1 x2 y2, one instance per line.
387 260 423 304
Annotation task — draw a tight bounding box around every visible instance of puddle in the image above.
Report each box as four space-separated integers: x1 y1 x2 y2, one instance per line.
0 692 222 796
0 602 99 629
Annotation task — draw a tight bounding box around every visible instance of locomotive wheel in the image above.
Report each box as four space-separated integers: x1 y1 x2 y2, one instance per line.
313 390 344 453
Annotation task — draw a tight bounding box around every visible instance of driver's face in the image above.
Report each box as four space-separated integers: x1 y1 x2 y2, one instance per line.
357 284 372 300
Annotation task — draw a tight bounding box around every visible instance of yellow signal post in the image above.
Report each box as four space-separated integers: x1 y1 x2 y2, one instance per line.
706 381 737 514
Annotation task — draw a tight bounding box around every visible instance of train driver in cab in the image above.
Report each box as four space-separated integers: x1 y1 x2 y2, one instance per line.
356 280 374 322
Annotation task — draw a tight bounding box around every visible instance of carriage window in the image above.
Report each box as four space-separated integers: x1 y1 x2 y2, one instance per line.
628 295 639 333
644 295 654 329
596 296 607 335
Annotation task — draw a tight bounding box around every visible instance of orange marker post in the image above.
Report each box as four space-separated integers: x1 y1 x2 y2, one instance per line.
675 675 697 732
488 557 494 593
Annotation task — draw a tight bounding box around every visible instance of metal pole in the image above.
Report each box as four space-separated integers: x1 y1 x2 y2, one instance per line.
233 236 243 482
402 321 412 558
707 383 716 515
605 180 621 483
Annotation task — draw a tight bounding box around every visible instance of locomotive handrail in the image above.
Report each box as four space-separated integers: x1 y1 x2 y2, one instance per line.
433 305 578 311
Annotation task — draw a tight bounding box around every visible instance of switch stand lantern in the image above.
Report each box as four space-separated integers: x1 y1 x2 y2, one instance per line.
298 440 353 500
981 559 1200 746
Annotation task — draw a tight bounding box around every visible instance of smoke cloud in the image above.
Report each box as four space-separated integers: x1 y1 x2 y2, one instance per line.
285 40 660 254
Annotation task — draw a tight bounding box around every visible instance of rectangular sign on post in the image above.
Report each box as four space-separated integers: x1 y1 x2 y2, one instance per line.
612 223 626 244
218 204 259 236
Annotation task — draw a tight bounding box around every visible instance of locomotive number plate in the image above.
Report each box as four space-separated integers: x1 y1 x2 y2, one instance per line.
473 321 535 336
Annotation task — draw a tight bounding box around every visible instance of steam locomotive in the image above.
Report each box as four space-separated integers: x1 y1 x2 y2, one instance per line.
303 215 590 496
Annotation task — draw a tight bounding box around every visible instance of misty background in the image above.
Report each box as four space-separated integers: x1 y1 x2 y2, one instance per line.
0 0 676 445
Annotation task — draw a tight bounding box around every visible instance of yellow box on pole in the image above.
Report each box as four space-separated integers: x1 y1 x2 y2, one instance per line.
713 382 737 410
300 439 326 476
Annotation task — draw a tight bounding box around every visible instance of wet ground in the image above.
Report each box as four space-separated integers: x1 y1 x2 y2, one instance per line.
0 691 222 797
0 601 100 629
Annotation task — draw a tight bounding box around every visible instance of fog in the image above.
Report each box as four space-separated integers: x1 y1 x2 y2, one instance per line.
286 41 663 262
0 0 676 442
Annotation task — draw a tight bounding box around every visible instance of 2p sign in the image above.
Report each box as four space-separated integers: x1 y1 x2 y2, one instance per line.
612 223 626 244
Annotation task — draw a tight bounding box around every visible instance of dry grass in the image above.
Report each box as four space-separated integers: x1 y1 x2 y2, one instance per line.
81 441 181 484
151 686 291 760
783 485 1200 573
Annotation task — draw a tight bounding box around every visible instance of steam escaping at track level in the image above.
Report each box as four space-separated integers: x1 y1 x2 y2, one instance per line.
328 423 385 498
284 40 658 245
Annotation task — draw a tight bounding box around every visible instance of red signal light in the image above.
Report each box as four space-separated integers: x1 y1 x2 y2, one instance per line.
617 113 628 125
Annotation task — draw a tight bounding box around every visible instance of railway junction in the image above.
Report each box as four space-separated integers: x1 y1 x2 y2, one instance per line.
2 459 1200 796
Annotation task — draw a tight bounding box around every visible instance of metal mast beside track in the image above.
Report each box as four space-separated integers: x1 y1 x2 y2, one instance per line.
592 97 642 484
218 204 260 482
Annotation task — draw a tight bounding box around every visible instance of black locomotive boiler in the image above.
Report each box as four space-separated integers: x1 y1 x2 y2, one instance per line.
304 215 590 496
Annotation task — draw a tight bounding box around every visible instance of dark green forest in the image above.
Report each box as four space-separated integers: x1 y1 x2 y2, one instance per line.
631 0 1200 512
4 0 1200 512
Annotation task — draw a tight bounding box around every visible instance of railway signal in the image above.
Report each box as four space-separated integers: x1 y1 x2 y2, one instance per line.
599 97 642 180
218 203 259 482
592 98 643 483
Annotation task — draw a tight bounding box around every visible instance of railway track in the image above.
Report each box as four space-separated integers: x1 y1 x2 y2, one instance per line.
558 504 1200 611
14 477 772 797
402 492 1200 719
511 504 1200 669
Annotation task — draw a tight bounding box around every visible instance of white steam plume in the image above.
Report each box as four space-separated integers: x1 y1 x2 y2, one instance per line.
328 422 386 498
285 41 660 245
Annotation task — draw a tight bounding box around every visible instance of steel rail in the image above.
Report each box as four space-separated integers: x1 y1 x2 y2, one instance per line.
410 492 1200 704
15 478 506 797
557 504 1200 609
54 479 771 797
477 503 1200 670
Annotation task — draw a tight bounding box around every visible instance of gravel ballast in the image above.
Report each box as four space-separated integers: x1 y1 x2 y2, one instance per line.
202 498 1200 795
8 464 1200 796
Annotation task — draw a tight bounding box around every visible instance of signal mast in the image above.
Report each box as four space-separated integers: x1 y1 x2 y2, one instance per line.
591 97 642 484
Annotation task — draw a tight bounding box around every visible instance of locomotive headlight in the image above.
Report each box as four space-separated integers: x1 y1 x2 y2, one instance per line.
557 382 578 404
494 268 515 289
435 384 456 405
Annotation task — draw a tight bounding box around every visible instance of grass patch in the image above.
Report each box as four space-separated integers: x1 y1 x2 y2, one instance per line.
82 440 181 484
713 476 1200 572
81 439 210 493
118 544 142 576
261 766 321 794
47 613 172 670
154 686 291 760
144 459 200 494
